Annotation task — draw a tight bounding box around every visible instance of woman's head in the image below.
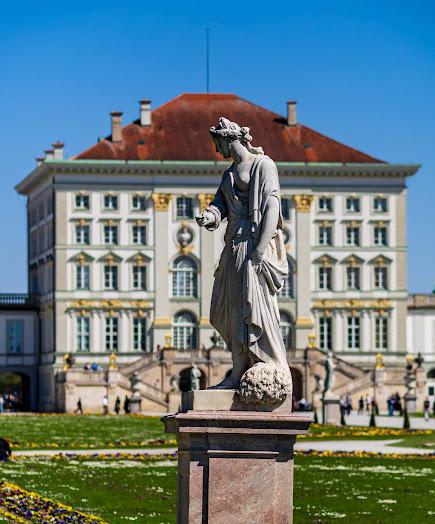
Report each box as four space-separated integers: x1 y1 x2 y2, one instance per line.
209 117 264 158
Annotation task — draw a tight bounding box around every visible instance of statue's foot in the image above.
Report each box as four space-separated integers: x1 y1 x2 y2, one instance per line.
208 375 240 390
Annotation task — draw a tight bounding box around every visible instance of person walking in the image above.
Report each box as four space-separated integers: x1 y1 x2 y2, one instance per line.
0 438 11 461
114 396 121 415
102 396 108 416
74 398 83 415
424 398 430 422
123 395 130 414
358 396 364 415
0 395 4 414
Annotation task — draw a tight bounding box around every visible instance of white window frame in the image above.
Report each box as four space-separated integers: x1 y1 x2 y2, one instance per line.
374 196 388 213
319 225 332 246
172 257 198 298
104 265 118 290
132 195 146 211
319 316 333 350
318 197 333 212
375 316 388 350
173 312 198 350
103 194 118 210
347 266 361 290
319 266 332 291
75 224 90 245
346 226 360 246
347 316 360 350
176 197 193 220
75 194 90 210
133 265 147 290
133 317 147 351
280 312 293 349
76 264 90 290
374 226 388 246
374 266 388 290
346 196 360 213
104 225 118 245
105 317 119 351
132 224 146 245
76 316 90 352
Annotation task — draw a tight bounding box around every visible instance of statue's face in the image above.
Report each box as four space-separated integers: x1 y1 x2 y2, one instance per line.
213 136 231 159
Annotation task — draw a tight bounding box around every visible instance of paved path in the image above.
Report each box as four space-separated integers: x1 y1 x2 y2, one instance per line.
12 440 434 457
294 439 433 455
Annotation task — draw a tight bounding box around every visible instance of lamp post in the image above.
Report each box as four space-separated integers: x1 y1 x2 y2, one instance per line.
304 333 316 404
404 353 417 413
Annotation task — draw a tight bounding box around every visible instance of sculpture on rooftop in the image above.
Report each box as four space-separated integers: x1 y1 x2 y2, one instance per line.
196 117 292 403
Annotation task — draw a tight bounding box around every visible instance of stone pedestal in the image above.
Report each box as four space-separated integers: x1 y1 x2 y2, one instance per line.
162 390 312 524
405 395 417 414
129 396 142 414
322 394 341 425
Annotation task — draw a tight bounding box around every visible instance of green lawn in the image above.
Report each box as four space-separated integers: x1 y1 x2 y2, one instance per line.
1 455 434 523
1 415 433 450
0 415 170 450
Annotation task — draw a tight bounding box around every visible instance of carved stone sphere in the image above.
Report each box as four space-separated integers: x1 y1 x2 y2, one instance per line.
239 362 292 404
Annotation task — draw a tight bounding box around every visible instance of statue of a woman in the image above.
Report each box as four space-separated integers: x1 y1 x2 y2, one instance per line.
196 117 291 392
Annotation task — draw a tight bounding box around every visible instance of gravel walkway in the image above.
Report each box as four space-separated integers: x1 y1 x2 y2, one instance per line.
11 439 433 457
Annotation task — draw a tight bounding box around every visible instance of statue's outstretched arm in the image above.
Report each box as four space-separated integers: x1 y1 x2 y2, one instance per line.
196 186 227 231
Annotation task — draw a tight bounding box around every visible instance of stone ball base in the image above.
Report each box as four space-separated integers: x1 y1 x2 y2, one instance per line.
239 362 292 404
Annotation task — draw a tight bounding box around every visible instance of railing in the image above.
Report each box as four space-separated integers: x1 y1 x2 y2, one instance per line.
0 293 36 305
136 381 168 405
408 293 435 308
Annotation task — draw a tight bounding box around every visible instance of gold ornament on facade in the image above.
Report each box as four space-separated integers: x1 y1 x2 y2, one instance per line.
295 316 314 328
152 193 172 211
308 332 316 349
376 353 385 369
165 331 173 348
109 352 117 370
321 256 331 267
348 256 357 268
294 195 314 212
198 193 214 213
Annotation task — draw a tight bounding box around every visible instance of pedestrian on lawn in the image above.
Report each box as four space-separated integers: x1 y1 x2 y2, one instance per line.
74 398 83 415
114 396 121 415
123 395 130 414
0 438 11 461
102 395 108 415
424 398 430 422
0 395 4 414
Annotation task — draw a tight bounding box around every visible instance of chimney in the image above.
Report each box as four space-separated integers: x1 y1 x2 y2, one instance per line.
287 100 297 126
35 157 45 166
52 141 64 160
45 149 54 161
139 99 151 126
110 111 123 142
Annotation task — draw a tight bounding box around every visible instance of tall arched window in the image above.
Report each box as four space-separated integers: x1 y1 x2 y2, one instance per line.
280 311 294 349
173 311 198 350
172 256 198 297
279 260 294 298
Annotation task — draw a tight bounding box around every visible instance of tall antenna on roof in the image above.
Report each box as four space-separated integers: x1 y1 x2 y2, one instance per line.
206 28 210 93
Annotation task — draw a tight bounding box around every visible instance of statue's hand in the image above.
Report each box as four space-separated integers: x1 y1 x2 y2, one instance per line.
251 248 264 274
195 211 215 227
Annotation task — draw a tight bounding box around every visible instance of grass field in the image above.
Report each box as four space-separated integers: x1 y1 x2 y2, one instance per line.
1 415 433 450
1 455 434 523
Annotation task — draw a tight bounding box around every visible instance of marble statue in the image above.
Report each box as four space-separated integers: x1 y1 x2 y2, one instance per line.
196 117 291 402
322 349 336 398
190 364 202 391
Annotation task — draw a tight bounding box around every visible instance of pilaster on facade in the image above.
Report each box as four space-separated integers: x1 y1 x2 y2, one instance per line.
294 194 314 348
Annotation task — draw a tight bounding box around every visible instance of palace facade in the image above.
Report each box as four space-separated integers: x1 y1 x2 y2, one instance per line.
3 93 431 412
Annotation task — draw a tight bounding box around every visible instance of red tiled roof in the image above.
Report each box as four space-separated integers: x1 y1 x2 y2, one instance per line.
74 94 383 163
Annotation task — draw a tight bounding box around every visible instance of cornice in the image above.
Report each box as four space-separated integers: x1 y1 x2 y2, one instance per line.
15 160 421 195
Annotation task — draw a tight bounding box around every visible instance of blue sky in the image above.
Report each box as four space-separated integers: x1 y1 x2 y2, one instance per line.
0 0 434 292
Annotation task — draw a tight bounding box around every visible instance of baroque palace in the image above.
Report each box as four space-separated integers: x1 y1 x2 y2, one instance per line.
1 93 434 412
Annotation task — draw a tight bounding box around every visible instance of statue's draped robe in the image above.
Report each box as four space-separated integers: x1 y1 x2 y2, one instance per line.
206 155 289 372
